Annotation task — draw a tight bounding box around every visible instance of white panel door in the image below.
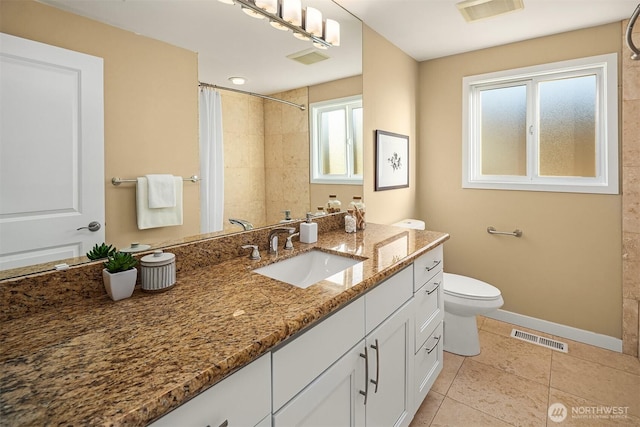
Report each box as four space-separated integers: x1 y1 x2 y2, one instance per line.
0 33 104 270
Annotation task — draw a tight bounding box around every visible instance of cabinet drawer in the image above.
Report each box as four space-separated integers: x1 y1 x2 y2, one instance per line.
365 265 413 334
414 270 443 353
150 353 271 427
413 245 443 292
414 322 443 407
272 297 365 411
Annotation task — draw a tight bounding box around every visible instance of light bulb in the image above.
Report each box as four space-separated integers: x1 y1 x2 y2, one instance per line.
255 0 277 14
305 7 322 37
324 19 340 46
228 76 247 85
282 0 301 25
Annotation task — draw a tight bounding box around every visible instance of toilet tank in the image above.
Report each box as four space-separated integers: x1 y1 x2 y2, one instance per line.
392 219 426 230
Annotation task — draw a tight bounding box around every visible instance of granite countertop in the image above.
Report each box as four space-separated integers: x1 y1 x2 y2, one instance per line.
0 223 449 426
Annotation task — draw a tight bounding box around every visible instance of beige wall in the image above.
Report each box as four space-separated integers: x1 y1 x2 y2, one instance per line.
417 23 623 338
362 25 419 225
1 1 200 250
309 75 364 212
220 91 267 231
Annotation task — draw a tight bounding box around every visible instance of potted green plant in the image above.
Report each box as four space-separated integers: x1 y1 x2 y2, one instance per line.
86 243 117 260
102 252 138 301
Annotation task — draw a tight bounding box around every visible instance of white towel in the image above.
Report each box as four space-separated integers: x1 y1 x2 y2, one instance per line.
136 177 183 229
145 174 176 208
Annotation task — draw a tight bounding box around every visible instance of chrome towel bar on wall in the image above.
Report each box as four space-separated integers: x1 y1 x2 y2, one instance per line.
111 175 200 186
487 226 523 237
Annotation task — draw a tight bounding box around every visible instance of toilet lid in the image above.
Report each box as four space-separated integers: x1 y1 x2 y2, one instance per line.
443 273 501 300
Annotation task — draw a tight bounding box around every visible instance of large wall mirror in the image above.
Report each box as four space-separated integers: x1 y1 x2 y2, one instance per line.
0 0 362 278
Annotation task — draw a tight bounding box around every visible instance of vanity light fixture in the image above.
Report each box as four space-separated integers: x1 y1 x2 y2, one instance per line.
218 0 339 49
228 76 247 85
456 0 524 22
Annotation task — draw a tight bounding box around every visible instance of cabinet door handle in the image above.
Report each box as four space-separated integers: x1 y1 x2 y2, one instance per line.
426 335 442 354
425 260 441 272
359 347 369 405
426 281 440 295
370 339 380 393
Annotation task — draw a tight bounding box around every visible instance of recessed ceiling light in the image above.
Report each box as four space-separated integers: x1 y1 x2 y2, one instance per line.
228 77 247 85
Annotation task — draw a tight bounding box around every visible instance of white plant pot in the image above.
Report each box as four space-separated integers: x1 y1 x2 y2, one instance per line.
102 268 137 301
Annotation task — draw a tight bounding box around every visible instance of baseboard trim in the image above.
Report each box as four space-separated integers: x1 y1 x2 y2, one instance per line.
484 309 623 353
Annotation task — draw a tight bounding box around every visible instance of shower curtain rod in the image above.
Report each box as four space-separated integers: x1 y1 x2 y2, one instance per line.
199 82 306 111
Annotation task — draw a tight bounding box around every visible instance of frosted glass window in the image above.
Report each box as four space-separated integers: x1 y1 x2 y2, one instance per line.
310 95 363 184
462 54 618 194
352 106 363 176
480 85 527 176
320 109 347 175
538 75 596 177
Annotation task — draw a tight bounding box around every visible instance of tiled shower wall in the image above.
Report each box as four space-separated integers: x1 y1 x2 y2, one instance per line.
622 19 640 358
220 90 267 230
264 87 310 224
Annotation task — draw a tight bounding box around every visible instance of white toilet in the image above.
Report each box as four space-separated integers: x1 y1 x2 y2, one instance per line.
442 272 503 356
393 219 504 356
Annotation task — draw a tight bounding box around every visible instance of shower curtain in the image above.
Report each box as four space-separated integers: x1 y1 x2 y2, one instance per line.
199 87 224 233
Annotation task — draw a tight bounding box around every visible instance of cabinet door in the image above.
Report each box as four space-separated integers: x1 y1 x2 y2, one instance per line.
273 341 366 427
365 300 413 427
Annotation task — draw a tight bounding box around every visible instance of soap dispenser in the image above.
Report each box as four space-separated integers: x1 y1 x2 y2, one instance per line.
299 213 318 244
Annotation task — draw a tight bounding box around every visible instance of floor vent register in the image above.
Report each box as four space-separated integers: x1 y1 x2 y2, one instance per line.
510 329 568 353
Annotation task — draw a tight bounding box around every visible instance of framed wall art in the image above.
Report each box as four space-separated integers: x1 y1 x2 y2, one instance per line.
375 130 409 191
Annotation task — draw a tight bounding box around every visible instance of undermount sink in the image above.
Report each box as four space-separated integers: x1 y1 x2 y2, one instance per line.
253 250 363 289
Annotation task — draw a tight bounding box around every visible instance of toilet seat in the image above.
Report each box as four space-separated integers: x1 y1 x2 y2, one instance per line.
443 273 501 300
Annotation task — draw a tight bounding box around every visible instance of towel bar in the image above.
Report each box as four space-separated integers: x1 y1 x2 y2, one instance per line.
487 226 522 237
111 175 199 186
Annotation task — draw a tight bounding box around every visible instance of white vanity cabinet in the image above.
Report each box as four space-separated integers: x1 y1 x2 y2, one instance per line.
149 353 271 427
412 245 444 412
273 265 414 427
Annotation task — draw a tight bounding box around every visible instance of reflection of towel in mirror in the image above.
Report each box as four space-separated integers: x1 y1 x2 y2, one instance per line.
145 174 176 208
136 177 183 229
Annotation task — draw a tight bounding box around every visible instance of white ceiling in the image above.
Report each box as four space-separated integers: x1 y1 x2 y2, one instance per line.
335 0 639 61
40 0 639 94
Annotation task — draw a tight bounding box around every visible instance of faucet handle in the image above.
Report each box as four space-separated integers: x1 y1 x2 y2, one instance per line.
241 245 261 260
284 232 300 250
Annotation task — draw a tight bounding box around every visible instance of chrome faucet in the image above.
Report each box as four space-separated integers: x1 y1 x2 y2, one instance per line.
229 218 254 231
268 227 295 254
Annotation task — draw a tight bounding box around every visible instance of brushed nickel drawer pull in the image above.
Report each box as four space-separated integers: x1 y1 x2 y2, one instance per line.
426 335 442 354
426 282 440 295
370 339 380 393
425 260 442 272
359 347 369 405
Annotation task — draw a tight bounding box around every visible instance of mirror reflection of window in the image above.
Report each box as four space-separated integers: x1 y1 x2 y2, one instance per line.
311 95 363 184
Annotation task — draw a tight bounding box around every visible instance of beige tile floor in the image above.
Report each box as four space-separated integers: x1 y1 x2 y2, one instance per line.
411 317 640 427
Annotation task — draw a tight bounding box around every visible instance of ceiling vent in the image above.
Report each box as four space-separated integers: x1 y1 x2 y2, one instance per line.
287 48 330 65
457 0 524 22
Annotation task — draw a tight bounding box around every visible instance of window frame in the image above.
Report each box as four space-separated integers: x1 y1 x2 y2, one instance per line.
462 53 619 194
309 95 363 185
